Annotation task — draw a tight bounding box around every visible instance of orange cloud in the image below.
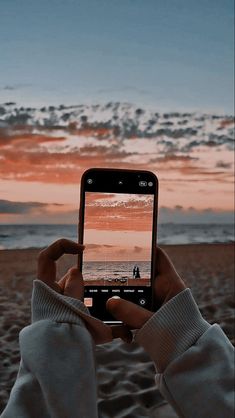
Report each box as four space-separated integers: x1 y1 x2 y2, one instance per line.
0 128 66 147
0 111 234 219
219 119 234 129
0 129 148 183
149 155 197 164
84 195 153 231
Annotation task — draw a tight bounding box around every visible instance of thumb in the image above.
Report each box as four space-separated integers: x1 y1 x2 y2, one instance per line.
106 297 153 329
63 268 84 300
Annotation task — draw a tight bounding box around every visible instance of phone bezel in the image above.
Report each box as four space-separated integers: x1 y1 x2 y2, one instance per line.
78 168 158 324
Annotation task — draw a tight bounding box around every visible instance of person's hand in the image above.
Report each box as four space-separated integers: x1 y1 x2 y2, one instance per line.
37 239 132 343
38 239 85 298
106 247 186 330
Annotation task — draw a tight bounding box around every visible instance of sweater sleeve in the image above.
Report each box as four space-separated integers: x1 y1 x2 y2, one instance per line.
1 280 99 418
134 288 235 418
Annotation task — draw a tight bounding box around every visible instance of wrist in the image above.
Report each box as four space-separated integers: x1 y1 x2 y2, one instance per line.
163 282 186 305
134 288 210 372
32 280 89 326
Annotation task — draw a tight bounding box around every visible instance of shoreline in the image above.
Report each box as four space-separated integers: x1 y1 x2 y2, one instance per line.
0 241 234 252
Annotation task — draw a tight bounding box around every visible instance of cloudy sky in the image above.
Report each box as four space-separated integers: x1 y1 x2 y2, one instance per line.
83 193 153 260
0 103 233 223
0 0 234 112
0 1 234 225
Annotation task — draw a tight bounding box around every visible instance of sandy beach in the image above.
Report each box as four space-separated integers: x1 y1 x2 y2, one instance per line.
85 278 150 286
0 243 234 417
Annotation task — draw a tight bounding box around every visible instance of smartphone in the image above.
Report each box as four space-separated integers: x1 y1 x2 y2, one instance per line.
78 168 158 324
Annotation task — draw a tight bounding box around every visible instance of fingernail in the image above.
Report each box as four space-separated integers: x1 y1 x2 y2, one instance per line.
111 296 120 299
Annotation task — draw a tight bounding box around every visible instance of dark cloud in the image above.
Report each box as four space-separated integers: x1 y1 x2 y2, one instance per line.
208 133 234 148
5 112 32 125
86 244 115 250
85 244 101 250
216 161 232 169
149 154 197 164
134 246 142 253
175 205 183 210
1 84 31 91
160 206 171 213
3 86 16 91
153 127 198 139
0 103 232 150
182 134 234 152
79 144 134 160
0 199 61 214
203 208 213 213
158 206 234 223
0 103 233 191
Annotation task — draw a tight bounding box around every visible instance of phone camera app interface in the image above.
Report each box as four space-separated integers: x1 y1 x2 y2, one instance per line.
83 192 155 320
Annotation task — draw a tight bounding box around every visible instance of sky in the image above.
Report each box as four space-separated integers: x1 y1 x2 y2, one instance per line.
0 103 234 223
0 0 234 113
0 0 234 225
83 192 153 261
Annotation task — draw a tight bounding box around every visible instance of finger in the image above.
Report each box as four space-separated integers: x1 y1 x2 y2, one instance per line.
155 246 179 277
42 239 85 261
57 248 83 292
57 265 81 290
106 297 153 329
38 239 85 289
153 246 186 307
63 268 84 300
57 271 69 292
111 325 133 343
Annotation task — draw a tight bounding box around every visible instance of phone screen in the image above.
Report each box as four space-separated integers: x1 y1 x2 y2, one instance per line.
80 170 158 323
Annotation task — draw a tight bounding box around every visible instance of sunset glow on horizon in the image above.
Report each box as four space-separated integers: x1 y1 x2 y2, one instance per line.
0 103 234 224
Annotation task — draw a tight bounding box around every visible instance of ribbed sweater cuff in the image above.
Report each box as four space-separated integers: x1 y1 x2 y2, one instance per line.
31 280 114 345
134 288 210 372
32 280 90 327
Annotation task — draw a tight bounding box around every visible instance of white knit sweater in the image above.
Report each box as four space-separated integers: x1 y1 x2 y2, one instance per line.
1 282 234 418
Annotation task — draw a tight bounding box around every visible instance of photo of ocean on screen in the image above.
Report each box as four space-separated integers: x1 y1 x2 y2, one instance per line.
82 260 150 282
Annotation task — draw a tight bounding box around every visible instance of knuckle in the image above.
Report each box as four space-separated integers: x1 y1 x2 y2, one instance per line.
60 238 68 246
38 249 47 260
68 267 78 276
55 238 66 247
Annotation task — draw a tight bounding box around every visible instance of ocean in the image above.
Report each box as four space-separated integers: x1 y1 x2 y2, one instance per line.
0 224 234 250
83 260 150 281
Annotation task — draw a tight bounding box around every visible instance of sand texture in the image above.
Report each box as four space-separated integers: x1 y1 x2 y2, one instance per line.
0 244 234 417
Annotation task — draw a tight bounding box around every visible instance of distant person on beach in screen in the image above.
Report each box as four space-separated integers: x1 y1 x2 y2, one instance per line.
1 239 234 418
133 265 140 278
